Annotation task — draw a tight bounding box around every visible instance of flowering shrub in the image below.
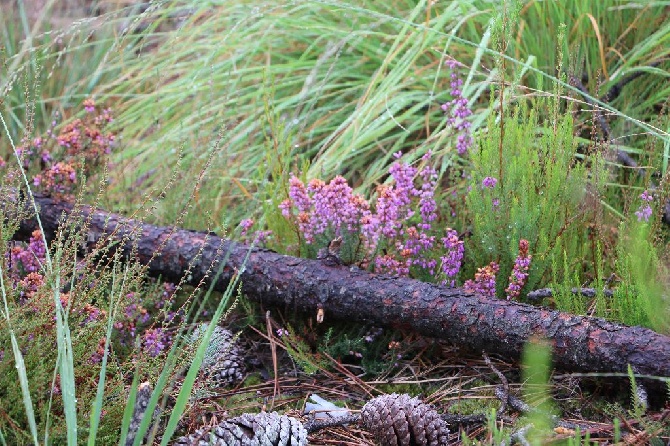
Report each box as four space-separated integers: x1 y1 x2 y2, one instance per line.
505 239 531 300
464 262 499 297
7 230 47 280
440 229 464 287
441 59 473 155
466 98 603 297
237 218 272 245
634 190 653 222
280 152 463 279
11 98 115 199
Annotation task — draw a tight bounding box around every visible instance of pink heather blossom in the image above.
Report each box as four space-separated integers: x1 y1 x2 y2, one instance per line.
441 59 473 155
440 228 464 287
375 253 410 276
142 328 170 357
417 155 438 230
83 98 95 113
506 239 531 300
239 218 254 236
482 176 497 188
7 230 47 279
283 174 369 244
635 190 653 222
280 152 444 278
464 262 499 297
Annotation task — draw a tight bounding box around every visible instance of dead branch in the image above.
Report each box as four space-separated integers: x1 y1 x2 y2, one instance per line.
9 194 670 380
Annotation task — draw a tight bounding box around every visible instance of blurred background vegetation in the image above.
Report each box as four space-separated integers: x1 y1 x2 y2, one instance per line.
2 0 668 229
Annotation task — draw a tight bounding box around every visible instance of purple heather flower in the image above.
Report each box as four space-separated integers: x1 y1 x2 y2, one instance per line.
283 174 369 244
440 228 464 286
156 282 177 309
635 190 654 222
375 253 410 276
464 262 499 297
239 218 254 236
506 239 531 300
482 177 497 189
635 205 652 222
388 159 419 212
280 151 445 279
402 226 437 274
441 60 473 155
83 98 95 113
8 230 48 278
417 158 438 231
142 328 170 357
252 230 273 244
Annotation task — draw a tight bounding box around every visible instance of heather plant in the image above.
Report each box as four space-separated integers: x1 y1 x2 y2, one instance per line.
0 202 193 443
0 97 219 444
610 219 669 333
465 95 605 299
86 0 499 230
279 150 467 282
16 99 115 199
1 1 669 444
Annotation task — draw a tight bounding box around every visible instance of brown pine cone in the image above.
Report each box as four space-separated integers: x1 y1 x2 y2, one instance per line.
360 393 449 446
173 411 307 446
191 324 246 387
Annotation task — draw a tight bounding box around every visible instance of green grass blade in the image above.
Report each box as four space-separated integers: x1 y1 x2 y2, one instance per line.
88 264 127 445
0 264 39 444
118 372 140 446
159 246 251 445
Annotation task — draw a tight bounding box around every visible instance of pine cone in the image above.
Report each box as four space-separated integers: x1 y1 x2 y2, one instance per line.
125 382 154 446
191 324 246 387
360 393 449 446
173 412 307 446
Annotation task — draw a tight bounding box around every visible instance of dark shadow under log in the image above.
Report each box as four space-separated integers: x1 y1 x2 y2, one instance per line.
10 194 670 380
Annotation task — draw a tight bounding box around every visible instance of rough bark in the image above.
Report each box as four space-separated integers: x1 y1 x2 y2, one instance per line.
9 194 670 379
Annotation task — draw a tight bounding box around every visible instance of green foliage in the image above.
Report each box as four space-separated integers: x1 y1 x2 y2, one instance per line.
281 324 328 376
257 93 304 255
1 1 670 444
0 3 122 144
612 222 669 332
0 194 131 443
551 250 587 315
466 95 603 297
520 337 556 444
460 408 510 445
84 0 496 229
464 0 670 140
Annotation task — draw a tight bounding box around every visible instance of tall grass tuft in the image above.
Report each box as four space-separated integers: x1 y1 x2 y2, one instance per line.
88 0 495 229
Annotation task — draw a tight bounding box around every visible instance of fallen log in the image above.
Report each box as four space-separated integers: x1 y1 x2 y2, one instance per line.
9 194 670 379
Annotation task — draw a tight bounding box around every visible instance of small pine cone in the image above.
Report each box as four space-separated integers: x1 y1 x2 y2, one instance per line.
191 324 246 387
173 412 307 446
125 382 154 446
360 393 449 446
